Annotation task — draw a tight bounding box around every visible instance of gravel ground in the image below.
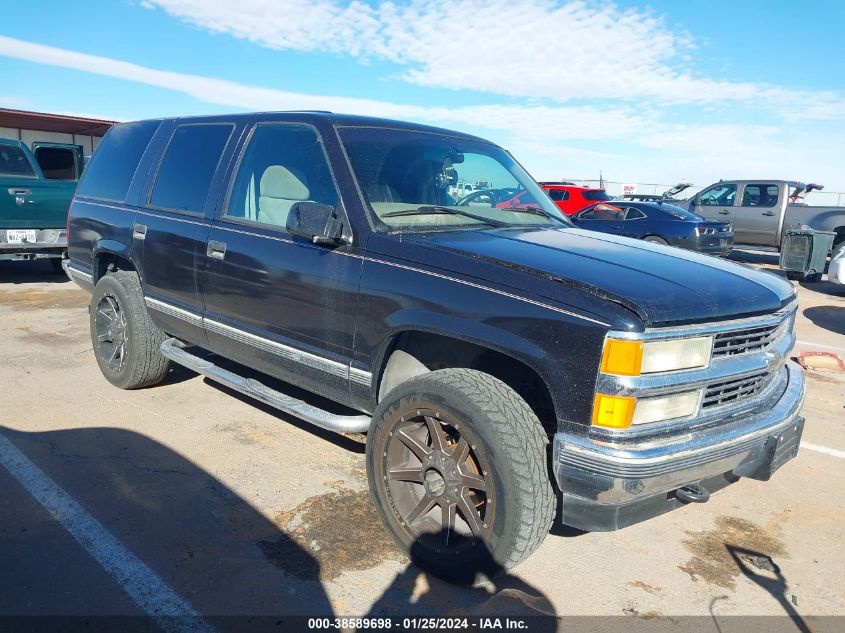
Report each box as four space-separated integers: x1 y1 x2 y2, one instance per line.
0 252 843 631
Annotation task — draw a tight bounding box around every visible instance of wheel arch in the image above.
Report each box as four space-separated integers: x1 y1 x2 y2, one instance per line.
92 241 137 284
375 329 558 433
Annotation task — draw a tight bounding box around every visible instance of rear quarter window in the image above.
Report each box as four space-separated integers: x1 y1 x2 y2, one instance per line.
76 120 161 202
149 124 233 214
582 190 611 201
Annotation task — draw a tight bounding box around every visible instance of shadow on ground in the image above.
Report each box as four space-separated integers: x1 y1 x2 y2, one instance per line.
728 250 779 266
0 259 69 285
803 306 845 336
0 426 556 628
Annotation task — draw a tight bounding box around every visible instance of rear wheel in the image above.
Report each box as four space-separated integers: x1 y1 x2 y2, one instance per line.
643 235 668 245
366 368 555 583
89 270 170 389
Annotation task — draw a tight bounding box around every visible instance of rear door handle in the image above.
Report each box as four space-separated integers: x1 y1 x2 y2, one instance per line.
132 223 147 240
207 240 227 260
718 210 731 215
761 211 775 216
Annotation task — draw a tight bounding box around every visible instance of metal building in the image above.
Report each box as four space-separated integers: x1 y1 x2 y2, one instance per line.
0 108 114 156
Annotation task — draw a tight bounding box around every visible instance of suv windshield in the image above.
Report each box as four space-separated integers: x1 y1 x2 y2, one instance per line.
338 127 569 230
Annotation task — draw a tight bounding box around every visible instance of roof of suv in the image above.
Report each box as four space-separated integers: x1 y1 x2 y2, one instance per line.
122 111 493 144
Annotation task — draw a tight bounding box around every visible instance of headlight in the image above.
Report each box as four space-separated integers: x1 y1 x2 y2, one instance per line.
632 391 701 425
592 390 701 429
600 336 712 376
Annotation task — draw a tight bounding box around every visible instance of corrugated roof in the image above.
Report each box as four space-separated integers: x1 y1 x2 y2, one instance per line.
0 108 114 136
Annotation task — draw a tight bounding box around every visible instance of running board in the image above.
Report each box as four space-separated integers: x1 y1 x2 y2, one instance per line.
160 338 371 434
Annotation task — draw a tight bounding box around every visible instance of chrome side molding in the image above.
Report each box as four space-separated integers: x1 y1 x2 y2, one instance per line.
160 338 371 434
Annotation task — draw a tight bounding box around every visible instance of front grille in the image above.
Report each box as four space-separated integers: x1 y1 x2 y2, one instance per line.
712 322 784 357
702 372 774 409
780 234 811 271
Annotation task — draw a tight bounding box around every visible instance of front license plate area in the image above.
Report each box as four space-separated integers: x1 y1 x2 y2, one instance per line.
749 418 804 481
6 229 38 244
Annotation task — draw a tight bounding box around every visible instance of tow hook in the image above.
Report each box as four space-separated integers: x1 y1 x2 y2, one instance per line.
675 483 710 504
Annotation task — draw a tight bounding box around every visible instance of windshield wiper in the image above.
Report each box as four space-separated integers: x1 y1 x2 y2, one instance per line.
382 205 510 228
505 205 568 225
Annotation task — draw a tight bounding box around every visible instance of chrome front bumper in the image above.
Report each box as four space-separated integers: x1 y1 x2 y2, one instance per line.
553 362 805 531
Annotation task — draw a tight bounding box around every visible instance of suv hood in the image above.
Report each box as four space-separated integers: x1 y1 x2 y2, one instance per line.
399 228 793 326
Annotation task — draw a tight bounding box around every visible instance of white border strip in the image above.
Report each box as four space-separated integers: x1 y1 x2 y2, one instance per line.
0 434 215 633
801 441 845 459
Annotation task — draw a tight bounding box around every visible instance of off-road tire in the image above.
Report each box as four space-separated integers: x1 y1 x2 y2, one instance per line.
366 368 555 583
89 270 170 389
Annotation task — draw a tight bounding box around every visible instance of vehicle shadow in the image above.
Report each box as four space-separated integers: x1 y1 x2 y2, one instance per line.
724 545 810 633
0 425 334 629
728 249 779 266
802 306 845 336
1 425 559 630
799 277 845 297
0 259 69 284
364 530 558 628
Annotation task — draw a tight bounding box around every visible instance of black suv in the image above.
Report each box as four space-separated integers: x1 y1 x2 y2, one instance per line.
65 112 805 578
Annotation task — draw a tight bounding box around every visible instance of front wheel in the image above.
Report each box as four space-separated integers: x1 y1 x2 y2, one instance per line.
366 368 555 582
89 270 170 389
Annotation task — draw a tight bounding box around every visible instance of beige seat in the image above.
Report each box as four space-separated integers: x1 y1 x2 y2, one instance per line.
257 165 310 227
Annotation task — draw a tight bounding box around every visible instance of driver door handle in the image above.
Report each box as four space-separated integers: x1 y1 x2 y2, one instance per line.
718 210 731 215
761 211 775 216
207 240 227 260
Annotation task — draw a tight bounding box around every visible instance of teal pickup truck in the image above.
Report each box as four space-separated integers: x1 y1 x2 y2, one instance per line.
1 137 83 270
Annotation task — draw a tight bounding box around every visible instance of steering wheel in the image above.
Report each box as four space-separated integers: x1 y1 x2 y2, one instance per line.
457 190 496 206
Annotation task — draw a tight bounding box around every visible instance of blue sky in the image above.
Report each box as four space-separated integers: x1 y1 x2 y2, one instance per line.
1 0 844 192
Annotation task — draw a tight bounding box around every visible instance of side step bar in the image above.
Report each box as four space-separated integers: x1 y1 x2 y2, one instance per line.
160 338 372 434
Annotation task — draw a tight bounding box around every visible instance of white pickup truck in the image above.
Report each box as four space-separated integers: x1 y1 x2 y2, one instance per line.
672 180 845 253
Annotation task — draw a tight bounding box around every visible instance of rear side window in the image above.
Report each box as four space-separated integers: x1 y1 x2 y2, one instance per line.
0 143 35 177
77 120 160 202
582 190 611 201
34 147 78 180
741 184 779 208
149 124 233 214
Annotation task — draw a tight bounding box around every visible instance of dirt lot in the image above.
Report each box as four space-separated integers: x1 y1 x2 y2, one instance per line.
0 253 843 630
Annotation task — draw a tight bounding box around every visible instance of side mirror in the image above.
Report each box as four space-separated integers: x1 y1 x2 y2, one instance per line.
286 202 346 245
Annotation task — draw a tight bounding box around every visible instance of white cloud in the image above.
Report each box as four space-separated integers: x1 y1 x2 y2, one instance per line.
143 0 845 118
0 35 843 191
0 35 647 139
